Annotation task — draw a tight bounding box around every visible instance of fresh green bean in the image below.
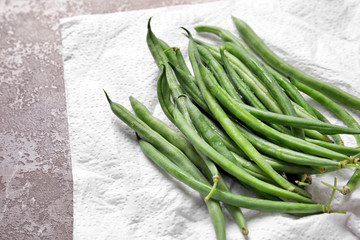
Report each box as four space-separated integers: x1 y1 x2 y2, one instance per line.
105 89 226 239
105 91 204 181
168 62 210 112
186 98 274 183
266 66 316 118
189 39 344 139
158 39 178 67
310 107 343 145
173 107 314 203
343 169 360 194
131 95 249 235
201 64 350 160
257 155 322 174
138 140 225 239
147 19 192 125
195 25 250 51
139 139 327 214
197 44 243 103
233 123 340 167
232 16 360 111
190 37 284 114
291 78 360 145
220 47 265 110
193 47 313 197
223 41 303 138
156 67 175 123
204 62 357 138
306 139 360 156
195 111 323 174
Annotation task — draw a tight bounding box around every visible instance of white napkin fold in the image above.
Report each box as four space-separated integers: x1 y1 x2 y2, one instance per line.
61 0 360 239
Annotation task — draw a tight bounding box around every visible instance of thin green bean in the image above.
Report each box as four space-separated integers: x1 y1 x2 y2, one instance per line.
201 64 350 160
232 16 360 111
138 140 225 239
139 139 327 213
223 41 303 138
291 78 360 145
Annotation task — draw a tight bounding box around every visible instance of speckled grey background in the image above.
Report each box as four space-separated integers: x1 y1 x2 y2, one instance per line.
0 0 212 239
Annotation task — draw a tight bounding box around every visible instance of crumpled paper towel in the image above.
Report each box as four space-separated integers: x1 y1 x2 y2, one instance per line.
60 0 360 239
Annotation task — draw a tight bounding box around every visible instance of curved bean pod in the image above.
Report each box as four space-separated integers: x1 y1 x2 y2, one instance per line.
139 139 326 213
223 41 303 138
232 17 360 111
291 78 360 145
201 65 350 160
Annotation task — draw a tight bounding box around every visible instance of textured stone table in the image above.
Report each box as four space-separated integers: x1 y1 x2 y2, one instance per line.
0 1 212 239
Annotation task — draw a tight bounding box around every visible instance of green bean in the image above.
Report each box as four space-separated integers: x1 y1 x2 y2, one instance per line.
258 155 322 174
154 33 245 234
195 25 250 51
173 107 314 203
291 78 360 145
105 91 204 181
233 123 340 167
156 67 175 123
310 107 343 145
189 39 339 139
139 139 327 214
306 139 360 156
204 69 359 135
168 62 210 112
197 112 322 174
105 89 226 239
223 41 304 138
186 98 274 183
171 62 287 137
131 95 249 235
266 66 316 118
343 169 360 195
232 17 360 111
265 66 336 143
158 39 178 67
147 19 192 125
197 44 243 103
192 47 313 197
201 64 350 160
190 37 284 114
220 47 265 110
138 140 225 239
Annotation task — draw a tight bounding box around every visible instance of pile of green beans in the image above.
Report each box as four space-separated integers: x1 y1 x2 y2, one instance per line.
104 18 360 239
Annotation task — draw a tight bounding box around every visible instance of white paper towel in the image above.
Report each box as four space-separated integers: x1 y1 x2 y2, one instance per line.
61 0 360 239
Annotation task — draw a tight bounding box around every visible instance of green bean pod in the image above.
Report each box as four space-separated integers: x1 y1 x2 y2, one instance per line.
232 16 360 111
147 19 192 125
223 41 304 138
306 139 360 156
291 78 360 144
196 44 243 103
173 107 314 203
233 123 340 167
138 140 226 239
156 67 175 123
190 37 284 114
201 63 350 160
310 106 343 145
266 66 316 118
220 47 265 110
139 139 327 214
105 89 226 239
195 51 312 195
343 169 360 194
130 96 249 235
195 25 250 51
186 99 274 183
